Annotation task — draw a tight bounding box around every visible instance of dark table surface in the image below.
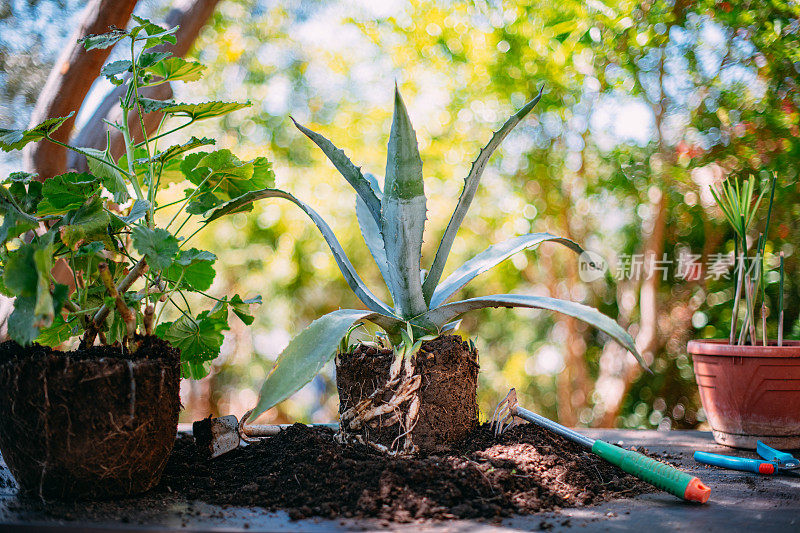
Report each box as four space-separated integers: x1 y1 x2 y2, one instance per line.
0 429 797 532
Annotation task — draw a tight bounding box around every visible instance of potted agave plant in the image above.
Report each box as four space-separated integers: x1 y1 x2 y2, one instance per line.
0 19 262 498
206 87 645 454
688 174 800 449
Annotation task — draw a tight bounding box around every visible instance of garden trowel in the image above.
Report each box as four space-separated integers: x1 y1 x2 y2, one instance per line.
193 411 339 458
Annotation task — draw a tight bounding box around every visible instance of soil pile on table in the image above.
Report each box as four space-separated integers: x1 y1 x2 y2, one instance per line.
158 423 651 522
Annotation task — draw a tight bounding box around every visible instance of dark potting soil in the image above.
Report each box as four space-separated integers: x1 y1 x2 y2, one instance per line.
0 336 180 499
157 423 651 522
0 335 175 366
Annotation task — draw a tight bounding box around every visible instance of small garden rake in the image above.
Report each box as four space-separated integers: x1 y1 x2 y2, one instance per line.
491 389 710 503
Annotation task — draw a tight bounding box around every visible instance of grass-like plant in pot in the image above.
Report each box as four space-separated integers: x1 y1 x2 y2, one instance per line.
688 174 800 449
0 20 263 498
208 87 645 454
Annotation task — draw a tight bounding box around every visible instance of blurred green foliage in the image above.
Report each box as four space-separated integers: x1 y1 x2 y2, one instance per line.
3 0 800 429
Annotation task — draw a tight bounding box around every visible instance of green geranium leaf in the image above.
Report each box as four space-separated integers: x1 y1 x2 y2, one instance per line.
4 244 38 296
5 172 37 183
146 57 206 83
150 136 215 163
0 186 39 242
138 100 252 121
4 235 55 343
0 112 74 152
166 101 252 120
6 178 42 214
118 199 151 224
0 207 37 243
185 189 224 215
36 314 78 347
137 97 174 114
74 241 105 257
183 150 274 201
130 15 178 49
59 197 111 250
137 51 171 69
229 294 261 325
156 310 229 379
252 157 275 186
101 60 132 85
131 226 179 271
166 248 216 291
81 133 130 203
79 28 127 51
8 296 40 345
37 172 100 215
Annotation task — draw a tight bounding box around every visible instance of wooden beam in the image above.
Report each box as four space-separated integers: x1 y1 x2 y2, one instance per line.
22 0 138 180
67 0 221 171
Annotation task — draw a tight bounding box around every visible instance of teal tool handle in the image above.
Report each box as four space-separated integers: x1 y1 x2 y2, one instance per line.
694 451 775 474
592 440 709 502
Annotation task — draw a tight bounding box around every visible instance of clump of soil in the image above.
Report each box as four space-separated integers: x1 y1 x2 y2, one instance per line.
158 423 650 522
0 336 180 500
336 336 479 452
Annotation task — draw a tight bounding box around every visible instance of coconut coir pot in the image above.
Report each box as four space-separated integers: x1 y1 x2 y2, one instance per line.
688 339 800 449
0 336 180 499
336 335 478 453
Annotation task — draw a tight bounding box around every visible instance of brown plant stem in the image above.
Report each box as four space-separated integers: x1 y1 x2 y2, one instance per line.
98 262 136 339
144 305 155 336
92 259 148 326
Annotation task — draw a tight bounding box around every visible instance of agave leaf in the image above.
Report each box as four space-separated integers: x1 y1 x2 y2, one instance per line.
204 188 395 316
381 88 427 318
291 118 382 223
416 293 646 369
423 88 543 304
430 233 584 308
355 173 393 299
248 309 404 421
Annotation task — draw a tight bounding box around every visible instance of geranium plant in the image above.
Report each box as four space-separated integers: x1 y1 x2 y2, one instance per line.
205 87 645 454
0 18 264 378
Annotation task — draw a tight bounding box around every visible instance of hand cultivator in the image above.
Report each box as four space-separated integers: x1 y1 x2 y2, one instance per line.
193 411 338 458
491 389 711 503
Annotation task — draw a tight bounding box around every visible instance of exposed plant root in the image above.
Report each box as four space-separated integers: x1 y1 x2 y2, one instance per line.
339 349 422 455
336 336 478 454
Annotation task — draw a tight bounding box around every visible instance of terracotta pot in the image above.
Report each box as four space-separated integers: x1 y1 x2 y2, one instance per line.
687 339 800 449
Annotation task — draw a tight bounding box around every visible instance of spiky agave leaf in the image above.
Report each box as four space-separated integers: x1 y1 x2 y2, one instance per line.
381 88 427 318
291 117 381 224
429 232 584 308
204 188 395 316
413 293 646 369
355 173 394 299
247 309 404 422
422 88 543 304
